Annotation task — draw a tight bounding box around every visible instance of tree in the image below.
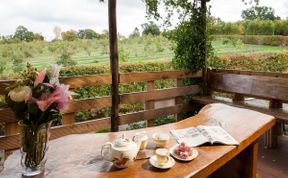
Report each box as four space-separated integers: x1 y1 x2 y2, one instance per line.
129 27 140 38
33 33 44 41
61 30 77 41
13 26 35 42
77 29 100 39
241 6 280 20
141 22 161 36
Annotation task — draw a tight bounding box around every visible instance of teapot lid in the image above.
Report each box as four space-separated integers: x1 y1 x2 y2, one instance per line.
114 134 133 147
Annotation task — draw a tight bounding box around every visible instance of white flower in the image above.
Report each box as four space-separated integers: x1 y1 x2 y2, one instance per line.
49 64 61 85
8 86 32 102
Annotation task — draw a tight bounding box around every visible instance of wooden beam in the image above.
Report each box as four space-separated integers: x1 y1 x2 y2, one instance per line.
108 0 119 132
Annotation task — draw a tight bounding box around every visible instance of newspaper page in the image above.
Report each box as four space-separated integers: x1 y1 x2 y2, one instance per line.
170 125 239 147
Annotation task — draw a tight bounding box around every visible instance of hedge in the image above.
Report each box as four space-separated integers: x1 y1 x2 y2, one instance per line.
213 35 288 46
209 52 288 72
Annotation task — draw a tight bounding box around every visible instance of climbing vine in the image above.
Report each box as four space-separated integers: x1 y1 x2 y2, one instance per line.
143 0 260 72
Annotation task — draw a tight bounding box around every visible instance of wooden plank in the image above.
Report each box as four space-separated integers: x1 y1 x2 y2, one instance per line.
0 108 17 123
0 86 200 123
0 70 202 95
209 72 288 102
120 70 202 83
145 81 155 127
191 96 288 122
175 78 183 121
0 97 112 122
119 104 195 125
121 85 201 104
62 113 75 125
60 74 111 89
62 96 112 114
211 69 288 78
0 118 110 151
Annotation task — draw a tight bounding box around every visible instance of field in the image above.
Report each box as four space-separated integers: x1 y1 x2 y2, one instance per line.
0 36 287 74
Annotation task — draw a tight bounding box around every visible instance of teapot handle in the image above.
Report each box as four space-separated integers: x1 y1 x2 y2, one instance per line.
101 142 113 161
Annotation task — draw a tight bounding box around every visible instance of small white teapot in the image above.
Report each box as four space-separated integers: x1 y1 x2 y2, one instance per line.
101 134 141 168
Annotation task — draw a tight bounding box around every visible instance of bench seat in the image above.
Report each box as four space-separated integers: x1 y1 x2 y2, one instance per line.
191 96 288 123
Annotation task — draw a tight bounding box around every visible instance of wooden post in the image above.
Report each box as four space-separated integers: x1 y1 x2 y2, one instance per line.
200 0 208 96
233 94 244 103
264 99 283 148
175 78 183 121
108 0 119 132
146 81 155 127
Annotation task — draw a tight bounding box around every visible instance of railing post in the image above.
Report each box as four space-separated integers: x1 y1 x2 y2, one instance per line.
264 99 283 148
62 114 75 125
175 78 183 121
233 94 244 103
108 0 120 132
146 81 155 127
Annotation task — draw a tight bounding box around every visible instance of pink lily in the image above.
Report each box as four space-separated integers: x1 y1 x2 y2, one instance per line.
34 69 47 87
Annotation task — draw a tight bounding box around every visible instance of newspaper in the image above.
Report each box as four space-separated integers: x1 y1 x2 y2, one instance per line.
170 125 239 147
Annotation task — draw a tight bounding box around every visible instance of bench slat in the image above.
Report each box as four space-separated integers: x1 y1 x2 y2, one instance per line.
191 96 288 123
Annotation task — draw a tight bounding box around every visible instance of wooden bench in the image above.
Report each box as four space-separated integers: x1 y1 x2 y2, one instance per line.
192 69 288 148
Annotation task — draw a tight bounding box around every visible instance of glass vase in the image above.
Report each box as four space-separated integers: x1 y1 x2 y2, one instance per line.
19 121 51 177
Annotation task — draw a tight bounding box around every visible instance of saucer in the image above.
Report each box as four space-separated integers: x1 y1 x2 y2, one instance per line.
169 144 198 161
149 155 175 169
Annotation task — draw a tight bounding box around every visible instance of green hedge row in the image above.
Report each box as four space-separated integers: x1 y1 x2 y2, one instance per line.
210 20 288 36
209 52 288 72
214 35 288 46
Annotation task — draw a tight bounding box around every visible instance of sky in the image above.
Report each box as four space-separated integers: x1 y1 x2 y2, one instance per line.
0 0 287 40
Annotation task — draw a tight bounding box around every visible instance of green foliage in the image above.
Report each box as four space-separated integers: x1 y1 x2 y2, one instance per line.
77 29 100 39
215 35 288 46
208 52 288 72
241 6 280 20
12 54 24 72
210 20 288 36
0 60 7 74
153 115 176 126
56 47 77 67
13 26 35 42
61 30 77 41
141 21 161 36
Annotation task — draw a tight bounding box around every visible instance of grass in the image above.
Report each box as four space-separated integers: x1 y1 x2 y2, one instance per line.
0 37 287 74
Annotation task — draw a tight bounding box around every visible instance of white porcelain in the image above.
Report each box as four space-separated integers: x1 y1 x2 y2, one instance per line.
169 144 199 161
152 132 170 148
101 134 141 168
149 155 175 169
155 148 169 165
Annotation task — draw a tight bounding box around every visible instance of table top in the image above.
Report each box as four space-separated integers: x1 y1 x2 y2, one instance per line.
0 103 275 178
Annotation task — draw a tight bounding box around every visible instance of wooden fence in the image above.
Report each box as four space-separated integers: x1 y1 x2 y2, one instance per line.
0 70 203 151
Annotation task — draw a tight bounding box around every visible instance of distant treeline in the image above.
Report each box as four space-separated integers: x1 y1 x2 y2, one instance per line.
210 20 288 36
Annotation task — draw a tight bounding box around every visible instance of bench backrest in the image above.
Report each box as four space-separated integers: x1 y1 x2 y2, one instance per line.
208 69 288 102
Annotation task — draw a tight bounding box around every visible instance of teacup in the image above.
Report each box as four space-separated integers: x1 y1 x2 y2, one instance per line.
152 132 170 148
155 148 169 166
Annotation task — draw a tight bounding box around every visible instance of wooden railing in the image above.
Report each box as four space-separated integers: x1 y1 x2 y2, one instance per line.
0 70 203 151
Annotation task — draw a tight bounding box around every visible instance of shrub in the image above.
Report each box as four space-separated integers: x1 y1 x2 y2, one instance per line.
209 52 288 72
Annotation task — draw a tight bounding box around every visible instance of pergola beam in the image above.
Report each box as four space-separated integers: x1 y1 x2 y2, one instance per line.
108 0 119 132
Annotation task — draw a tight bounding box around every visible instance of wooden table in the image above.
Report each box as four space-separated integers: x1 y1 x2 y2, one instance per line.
0 103 275 178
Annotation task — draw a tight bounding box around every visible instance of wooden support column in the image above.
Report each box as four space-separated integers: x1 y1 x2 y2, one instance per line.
108 0 119 132
146 81 155 127
62 114 75 125
175 78 183 121
264 99 282 148
233 94 244 103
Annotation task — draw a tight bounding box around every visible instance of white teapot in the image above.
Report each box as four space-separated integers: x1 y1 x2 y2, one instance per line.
101 134 141 168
